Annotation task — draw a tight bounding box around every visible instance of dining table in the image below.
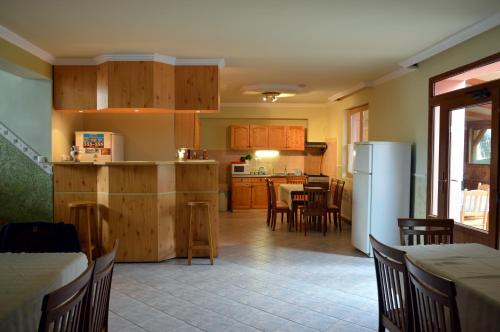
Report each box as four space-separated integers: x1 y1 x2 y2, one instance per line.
397 243 500 332
279 184 332 231
0 252 88 332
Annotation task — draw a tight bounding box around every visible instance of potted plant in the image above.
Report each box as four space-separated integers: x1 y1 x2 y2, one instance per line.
240 154 252 164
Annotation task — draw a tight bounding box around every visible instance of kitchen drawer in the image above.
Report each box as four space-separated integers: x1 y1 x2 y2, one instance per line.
232 177 266 183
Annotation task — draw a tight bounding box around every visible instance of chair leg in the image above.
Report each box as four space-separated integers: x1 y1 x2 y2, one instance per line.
338 212 342 232
187 206 193 265
272 211 277 231
206 205 214 266
266 206 271 226
86 206 93 262
281 212 284 224
323 214 327 236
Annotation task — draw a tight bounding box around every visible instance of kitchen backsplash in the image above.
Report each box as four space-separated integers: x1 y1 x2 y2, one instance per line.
208 149 323 189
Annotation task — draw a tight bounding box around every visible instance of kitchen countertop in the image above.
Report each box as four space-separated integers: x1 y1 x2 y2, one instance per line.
232 174 304 178
53 160 218 166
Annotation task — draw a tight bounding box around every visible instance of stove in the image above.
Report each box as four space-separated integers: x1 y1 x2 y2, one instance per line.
306 174 330 189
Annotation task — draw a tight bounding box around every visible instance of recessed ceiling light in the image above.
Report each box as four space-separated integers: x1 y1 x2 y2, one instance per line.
78 110 84 113
134 109 140 113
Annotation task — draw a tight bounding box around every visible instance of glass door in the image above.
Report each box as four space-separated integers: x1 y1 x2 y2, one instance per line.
438 98 498 247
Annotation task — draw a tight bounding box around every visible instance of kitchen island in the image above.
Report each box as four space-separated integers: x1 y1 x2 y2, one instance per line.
53 160 219 262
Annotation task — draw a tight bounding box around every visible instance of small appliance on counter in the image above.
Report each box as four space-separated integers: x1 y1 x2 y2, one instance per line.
306 174 330 189
231 163 251 175
75 131 124 162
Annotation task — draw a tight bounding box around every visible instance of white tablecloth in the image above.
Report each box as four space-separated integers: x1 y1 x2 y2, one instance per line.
279 184 304 209
0 252 88 332
279 184 332 210
399 243 500 332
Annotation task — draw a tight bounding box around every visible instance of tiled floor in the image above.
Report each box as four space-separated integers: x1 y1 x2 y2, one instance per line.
109 211 378 331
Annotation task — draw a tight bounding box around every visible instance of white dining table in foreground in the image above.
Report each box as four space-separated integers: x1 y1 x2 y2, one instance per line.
398 243 500 332
0 252 88 332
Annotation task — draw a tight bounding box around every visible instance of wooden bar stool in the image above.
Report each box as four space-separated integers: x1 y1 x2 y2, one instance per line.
68 201 99 261
187 201 214 265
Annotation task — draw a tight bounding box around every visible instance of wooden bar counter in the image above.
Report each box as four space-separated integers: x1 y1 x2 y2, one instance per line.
53 160 219 262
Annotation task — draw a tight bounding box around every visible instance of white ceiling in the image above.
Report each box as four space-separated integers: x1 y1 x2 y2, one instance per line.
0 0 499 103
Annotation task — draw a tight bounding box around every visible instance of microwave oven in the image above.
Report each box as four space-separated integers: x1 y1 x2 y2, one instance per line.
231 163 251 175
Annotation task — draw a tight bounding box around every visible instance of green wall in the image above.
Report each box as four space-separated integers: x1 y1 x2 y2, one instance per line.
328 25 500 219
0 135 52 222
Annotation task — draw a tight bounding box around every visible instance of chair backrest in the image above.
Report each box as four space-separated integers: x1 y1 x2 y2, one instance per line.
405 256 460 332
461 189 489 217
370 235 411 332
477 182 490 191
265 178 273 208
268 179 278 208
287 176 307 184
330 178 338 203
38 262 95 332
0 222 81 253
335 179 345 209
88 241 118 332
303 187 327 216
398 218 454 246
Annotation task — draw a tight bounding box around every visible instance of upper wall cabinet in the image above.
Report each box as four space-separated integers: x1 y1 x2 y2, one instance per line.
230 125 250 150
53 66 97 110
175 66 219 112
53 61 219 112
249 125 268 148
230 125 305 151
268 126 287 149
97 61 175 110
286 126 305 151
175 113 200 149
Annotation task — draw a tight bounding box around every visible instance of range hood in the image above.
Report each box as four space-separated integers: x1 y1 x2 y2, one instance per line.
305 141 328 150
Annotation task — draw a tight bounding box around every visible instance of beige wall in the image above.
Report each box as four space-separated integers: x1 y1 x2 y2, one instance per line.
327 26 500 220
52 113 176 161
51 111 84 161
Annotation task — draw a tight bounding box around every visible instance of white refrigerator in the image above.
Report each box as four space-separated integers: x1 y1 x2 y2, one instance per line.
75 131 124 162
351 141 411 256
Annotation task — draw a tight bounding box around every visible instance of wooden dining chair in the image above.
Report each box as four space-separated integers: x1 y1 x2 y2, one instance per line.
370 235 412 332
38 262 95 332
291 191 306 231
269 179 290 231
265 178 273 227
327 179 345 231
303 187 328 236
88 241 118 332
398 218 454 246
405 256 461 332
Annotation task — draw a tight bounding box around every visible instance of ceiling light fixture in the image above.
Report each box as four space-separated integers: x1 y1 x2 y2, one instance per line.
262 91 280 103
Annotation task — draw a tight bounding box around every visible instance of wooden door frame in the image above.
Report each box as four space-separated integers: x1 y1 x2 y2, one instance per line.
427 52 500 248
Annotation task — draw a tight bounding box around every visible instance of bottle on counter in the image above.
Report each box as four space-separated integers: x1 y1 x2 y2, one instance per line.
203 149 208 160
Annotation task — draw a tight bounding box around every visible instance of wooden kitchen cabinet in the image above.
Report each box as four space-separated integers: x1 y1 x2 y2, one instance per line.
53 65 97 110
232 177 287 209
249 125 269 148
230 125 250 149
175 113 200 148
230 125 305 151
251 183 268 208
286 126 305 150
268 126 287 149
231 182 252 209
